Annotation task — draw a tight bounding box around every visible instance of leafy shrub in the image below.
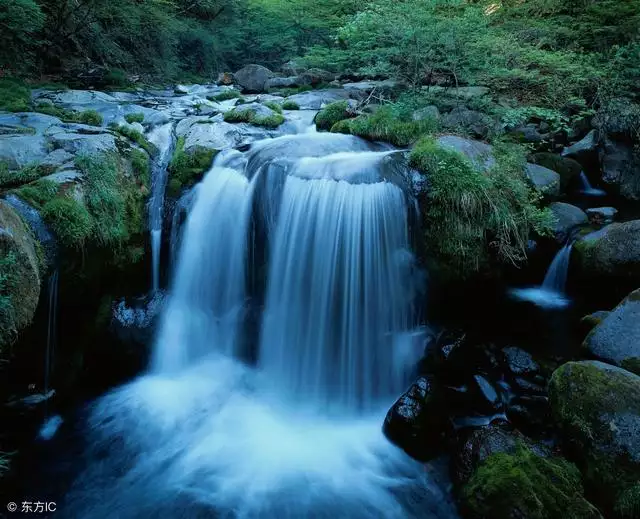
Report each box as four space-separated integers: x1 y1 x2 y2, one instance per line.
35 103 103 126
0 78 31 112
409 138 552 276
124 112 145 124
42 197 93 249
104 68 129 88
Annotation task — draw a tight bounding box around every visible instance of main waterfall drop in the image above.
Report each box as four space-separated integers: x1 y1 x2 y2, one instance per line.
65 133 455 519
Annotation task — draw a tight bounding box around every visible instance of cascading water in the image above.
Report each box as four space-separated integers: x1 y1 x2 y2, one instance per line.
61 133 456 519
510 243 573 309
579 172 606 197
148 123 176 292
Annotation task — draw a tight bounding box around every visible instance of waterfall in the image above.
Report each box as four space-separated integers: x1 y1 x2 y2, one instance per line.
64 133 455 519
579 172 606 197
148 123 176 292
510 243 573 309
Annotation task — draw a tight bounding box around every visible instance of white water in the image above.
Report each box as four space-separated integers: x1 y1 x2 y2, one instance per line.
148 123 176 292
65 132 455 518
510 243 573 309
579 172 606 197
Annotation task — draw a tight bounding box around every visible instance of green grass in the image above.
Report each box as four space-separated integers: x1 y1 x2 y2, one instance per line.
10 180 59 208
109 123 157 155
223 107 285 128
35 103 103 126
0 252 18 351
315 101 353 131
167 136 216 197
208 90 243 102
409 138 552 277
129 149 150 186
0 163 56 189
263 101 283 114
282 100 300 110
268 85 313 96
125 112 145 124
0 78 31 112
41 196 93 249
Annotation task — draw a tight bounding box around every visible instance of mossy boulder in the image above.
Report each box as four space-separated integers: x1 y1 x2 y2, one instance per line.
223 102 285 128
456 424 602 519
549 361 640 515
583 289 640 375
549 202 588 243
530 153 583 189
574 220 640 283
0 200 42 351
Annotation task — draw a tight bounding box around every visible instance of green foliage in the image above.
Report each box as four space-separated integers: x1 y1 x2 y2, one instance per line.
223 106 285 128
462 444 600 519
125 113 145 124
332 104 438 147
208 90 243 102
168 136 216 197
35 103 103 126
0 252 18 350
0 78 31 112
103 68 129 88
42 196 93 249
0 163 55 189
11 180 58 208
109 123 157 155
129 149 150 186
78 109 103 126
0 0 44 71
269 85 313 96
282 100 300 110
263 101 283 114
409 138 552 276
315 101 353 131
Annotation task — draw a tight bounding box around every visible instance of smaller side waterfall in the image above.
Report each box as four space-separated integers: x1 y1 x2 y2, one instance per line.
579 172 606 197
510 243 573 309
148 123 177 292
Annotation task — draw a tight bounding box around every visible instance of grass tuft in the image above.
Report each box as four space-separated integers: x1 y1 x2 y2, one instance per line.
124 112 145 124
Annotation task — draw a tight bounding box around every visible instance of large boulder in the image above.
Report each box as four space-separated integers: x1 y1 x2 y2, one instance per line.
525 163 561 197
383 376 447 461
600 138 639 200
441 107 496 139
562 129 599 164
550 361 640 516
549 202 588 243
455 424 602 519
0 200 42 349
574 220 640 282
530 152 583 190
234 64 274 93
297 68 335 87
583 289 640 375
436 135 495 172
49 131 117 155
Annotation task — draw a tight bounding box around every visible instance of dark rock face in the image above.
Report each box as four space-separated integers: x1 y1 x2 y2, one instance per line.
441 107 495 139
563 129 599 164
549 202 588 243
586 207 618 226
502 347 540 377
234 64 274 93
550 361 640 515
530 152 583 190
383 375 448 461
454 424 602 519
524 163 561 198
600 137 640 200
583 289 640 375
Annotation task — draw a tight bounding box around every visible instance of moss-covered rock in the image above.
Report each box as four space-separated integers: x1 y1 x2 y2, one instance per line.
223 102 284 128
167 136 216 197
0 200 42 351
456 424 602 519
549 361 640 515
315 101 354 131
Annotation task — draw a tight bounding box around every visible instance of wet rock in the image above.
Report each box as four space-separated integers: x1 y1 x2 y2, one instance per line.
111 292 165 350
0 200 42 348
436 135 495 172
472 375 502 413
0 135 49 169
216 72 235 86
574 220 640 282
412 105 440 122
586 207 618 225
562 129 599 163
583 289 640 375
50 131 117 155
502 347 539 377
525 163 561 197
442 107 495 139
549 202 588 243
550 361 640 514
40 89 118 106
281 60 306 76
234 64 274 93
383 375 447 461
600 138 639 200
530 153 583 190
174 84 190 94
455 423 602 519
265 76 299 89
41 149 75 169
512 123 547 143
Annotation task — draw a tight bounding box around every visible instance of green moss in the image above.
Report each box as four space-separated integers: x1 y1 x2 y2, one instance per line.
615 484 640 519
223 107 285 128
124 113 145 124
331 105 438 146
549 362 640 513
109 123 157 155
208 90 243 102
621 358 640 376
11 180 59 208
78 110 103 126
41 196 93 249
462 444 601 519
34 103 103 126
268 85 313 96
263 101 283 114
315 101 352 131
409 138 552 277
0 163 56 189
0 78 31 112
282 100 300 110
129 149 150 187
168 136 216 196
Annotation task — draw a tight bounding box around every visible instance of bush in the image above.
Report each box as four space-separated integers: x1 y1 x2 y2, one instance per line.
0 78 31 112
42 197 93 249
124 113 145 124
282 100 300 110
333 104 438 147
409 138 552 276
